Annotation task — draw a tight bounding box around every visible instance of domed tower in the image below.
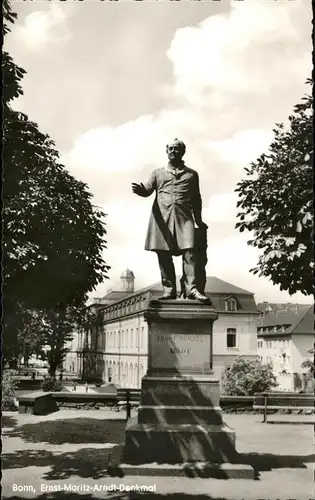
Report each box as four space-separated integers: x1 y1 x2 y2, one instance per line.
120 268 135 293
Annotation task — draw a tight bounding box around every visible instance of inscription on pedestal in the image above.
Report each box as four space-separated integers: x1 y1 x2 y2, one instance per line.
151 325 210 372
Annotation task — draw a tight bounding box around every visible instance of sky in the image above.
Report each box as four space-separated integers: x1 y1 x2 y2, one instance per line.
6 0 312 304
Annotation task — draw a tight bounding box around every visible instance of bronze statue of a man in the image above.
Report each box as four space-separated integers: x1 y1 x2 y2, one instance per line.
132 138 209 303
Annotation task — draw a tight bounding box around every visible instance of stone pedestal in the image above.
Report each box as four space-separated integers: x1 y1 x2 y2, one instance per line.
118 300 253 478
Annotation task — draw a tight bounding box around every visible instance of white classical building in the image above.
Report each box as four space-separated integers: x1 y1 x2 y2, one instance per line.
75 270 259 387
63 332 80 373
257 304 314 391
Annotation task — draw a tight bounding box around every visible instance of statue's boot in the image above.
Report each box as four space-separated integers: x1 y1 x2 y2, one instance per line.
187 288 210 304
158 287 177 300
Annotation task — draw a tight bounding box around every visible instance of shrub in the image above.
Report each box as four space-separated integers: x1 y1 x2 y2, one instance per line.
222 357 277 396
2 370 19 410
42 376 63 392
5 368 19 376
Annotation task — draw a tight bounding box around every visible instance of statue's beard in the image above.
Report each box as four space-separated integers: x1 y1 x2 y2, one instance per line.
168 156 184 166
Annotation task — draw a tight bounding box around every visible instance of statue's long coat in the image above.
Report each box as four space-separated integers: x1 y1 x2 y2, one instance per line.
141 165 202 254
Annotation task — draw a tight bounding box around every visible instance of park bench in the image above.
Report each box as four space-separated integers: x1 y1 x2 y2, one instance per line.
253 392 315 423
18 391 58 415
116 388 141 419
220 395 253 411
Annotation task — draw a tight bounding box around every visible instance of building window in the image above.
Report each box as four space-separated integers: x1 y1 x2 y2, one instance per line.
141 327 144 348
225 298 237 312
226 328 237 348
131 329 133 348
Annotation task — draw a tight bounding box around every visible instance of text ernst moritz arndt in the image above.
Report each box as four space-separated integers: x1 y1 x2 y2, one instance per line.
41 484 157 493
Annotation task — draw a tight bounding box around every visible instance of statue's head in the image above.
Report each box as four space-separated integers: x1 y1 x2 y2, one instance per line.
166 138 186 162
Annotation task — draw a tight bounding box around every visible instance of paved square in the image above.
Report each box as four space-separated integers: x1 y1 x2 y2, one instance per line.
1 410 314 500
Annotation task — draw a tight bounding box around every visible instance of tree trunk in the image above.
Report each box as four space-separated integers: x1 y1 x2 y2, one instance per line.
24 352 29 367
48 351 58 379
48 365 57 380
8 358 18 370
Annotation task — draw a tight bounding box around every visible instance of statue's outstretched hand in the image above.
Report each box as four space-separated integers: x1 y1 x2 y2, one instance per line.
132 182 146 196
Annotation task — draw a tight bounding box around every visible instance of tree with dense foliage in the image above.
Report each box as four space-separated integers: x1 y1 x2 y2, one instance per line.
235 80 313 296
222 357 277 396
300 359 315 393
301 359 315 375
2 370 19 410
39 306 96 378
3 0 110 368
14 309 46 366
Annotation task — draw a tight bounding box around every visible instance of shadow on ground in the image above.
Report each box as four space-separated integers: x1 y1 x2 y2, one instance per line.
2 446 315 480
264 420 314 425
1 415 18 429
2 494 228 500
4 418 126 444
2 448 115 480
238 452 315 471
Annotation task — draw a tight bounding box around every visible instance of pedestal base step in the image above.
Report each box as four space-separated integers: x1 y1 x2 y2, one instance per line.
108 462 256 480
123 417 237 463
138 405 223 425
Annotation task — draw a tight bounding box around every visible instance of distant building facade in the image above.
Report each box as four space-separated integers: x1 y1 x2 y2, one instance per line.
63 332 80 373
257 303 314 391
74 270 259 387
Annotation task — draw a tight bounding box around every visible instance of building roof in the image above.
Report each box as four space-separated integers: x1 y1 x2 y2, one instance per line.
293 306 314 334
92 291 132 305
204 277 253 295
258 304 314 337
257 302 308 314
95 276 257 313
120 276 253 297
